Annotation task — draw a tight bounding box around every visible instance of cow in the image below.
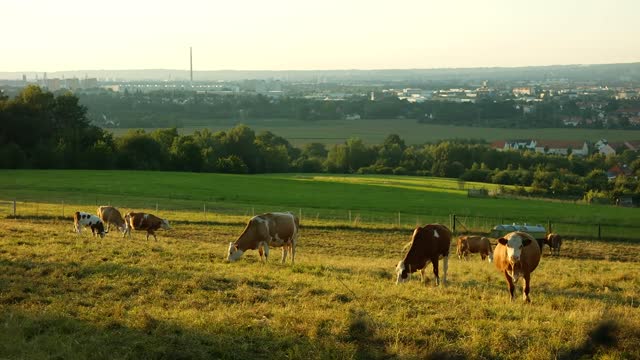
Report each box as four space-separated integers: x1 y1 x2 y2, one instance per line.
493 231 541 302
227 212 299 264
456 235 493 262
395 224 451 286
97 206 126 233
123 212 171 241
545 233 563 256
73 211 108 238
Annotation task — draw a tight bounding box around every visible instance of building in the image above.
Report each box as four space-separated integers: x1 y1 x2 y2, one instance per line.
533 140 589 156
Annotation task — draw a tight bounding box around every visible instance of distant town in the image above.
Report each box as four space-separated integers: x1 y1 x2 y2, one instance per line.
2 63 640 133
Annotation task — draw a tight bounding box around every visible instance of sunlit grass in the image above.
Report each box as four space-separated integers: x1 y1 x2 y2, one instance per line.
0 211 639 359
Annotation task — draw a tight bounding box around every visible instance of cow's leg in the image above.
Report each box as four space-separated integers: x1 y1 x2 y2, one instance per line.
263 242 270 262
281 244 288 264
432 257 440 286
291 237 296 265
420 267 427 283
442 255 448 285
258 246 264 261
504 272 515 301
523 273 531 302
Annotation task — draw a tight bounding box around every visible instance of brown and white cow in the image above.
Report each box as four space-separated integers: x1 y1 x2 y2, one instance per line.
123 212 171 241
97 206 126 233
493 231 541 302
545 233 563 256
395 224 451 286
74 211 108 238
227 212 299 264
456 235 493 262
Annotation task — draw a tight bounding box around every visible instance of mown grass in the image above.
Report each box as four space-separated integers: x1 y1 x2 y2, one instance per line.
0 215 638 359
106 119 640 146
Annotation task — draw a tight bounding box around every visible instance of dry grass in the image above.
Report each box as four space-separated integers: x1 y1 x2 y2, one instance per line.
0 215 639 359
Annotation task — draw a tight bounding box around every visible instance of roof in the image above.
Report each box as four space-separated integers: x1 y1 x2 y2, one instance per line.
624 141 640 151
534 140 586 149
490 140 506 148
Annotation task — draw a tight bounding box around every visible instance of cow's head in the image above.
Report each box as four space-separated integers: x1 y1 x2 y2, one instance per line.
497 233 532 264
227 242 244 262
161 219 171 230
456 237 467 259
395 260 409 284
97 222 108 238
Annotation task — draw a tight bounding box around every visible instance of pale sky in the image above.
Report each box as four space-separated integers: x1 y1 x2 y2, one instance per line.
2 0 639 72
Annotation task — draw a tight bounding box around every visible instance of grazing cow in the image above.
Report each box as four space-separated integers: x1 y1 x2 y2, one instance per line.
97 206 126 233
545 233 563 256
493 231 541 302
395 224 451 286
456 235 493 262
73 211 107 238
123 212 171 241
227 212 299 264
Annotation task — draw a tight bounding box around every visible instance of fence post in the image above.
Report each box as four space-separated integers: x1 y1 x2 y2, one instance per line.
156 203 159 212
598 224 601 240
349 210 351 223
299 208 302 222
13 200 16 217
203 203 207 222
252 207 254 216
62 200 64 218
452 214 457 234
547 220 551 234
398 212 401 227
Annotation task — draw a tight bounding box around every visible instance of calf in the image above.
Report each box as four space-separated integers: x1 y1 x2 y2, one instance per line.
123 212 171 241
97 206 126 233
74 211 107 238
493 231 541 302
456 235 493 262
545 233 563 256
396 224 451 286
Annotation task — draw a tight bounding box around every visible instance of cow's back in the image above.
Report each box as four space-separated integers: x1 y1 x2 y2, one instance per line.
264 212 297 245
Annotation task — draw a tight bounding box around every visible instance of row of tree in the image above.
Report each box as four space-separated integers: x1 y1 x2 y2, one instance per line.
2 86 639 202
77 89 640 129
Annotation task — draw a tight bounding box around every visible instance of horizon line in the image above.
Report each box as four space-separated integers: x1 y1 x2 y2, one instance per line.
3 60 640 74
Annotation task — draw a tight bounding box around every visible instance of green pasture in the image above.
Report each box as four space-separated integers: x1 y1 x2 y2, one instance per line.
106 119 640 145
1 170 639 240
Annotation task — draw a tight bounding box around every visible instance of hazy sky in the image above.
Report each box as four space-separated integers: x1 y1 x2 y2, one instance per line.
3 0 639 71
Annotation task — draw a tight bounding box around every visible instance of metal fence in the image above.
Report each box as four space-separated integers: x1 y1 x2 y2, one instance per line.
1 199 638 241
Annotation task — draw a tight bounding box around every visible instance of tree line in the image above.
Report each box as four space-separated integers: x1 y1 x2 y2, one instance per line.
77 89 639 129
2 86 639 203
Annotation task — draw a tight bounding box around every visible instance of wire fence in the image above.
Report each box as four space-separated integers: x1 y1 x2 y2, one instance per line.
1 199 638 241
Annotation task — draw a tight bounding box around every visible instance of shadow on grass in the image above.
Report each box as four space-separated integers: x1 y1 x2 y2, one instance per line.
0 309 351 360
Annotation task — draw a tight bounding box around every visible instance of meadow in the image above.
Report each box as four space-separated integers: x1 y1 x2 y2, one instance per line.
0 170 639 358
106 118 640 146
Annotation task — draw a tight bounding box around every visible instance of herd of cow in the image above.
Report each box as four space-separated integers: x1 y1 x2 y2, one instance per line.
72 208 562 302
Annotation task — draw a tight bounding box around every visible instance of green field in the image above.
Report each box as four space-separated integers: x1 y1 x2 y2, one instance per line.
2 170 639 233
106 118 640 145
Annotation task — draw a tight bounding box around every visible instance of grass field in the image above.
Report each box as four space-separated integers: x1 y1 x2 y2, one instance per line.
106 118 640 145
1 170 639 358
1 216 638 359
2 170 640 235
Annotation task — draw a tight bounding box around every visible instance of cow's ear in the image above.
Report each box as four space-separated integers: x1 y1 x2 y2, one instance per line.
498 238 508 245
522 238 532 246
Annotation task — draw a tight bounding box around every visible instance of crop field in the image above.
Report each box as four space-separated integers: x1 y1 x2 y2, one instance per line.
106 119 640 145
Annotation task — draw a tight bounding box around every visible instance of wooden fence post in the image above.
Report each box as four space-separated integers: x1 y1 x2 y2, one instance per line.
62 200 64 218
299 208 302 222
452 214 457 234
156 203 159 212
13 200 16 217
598 224 601 240
349 210 351 223
203 203 207 221
398 212 401 227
